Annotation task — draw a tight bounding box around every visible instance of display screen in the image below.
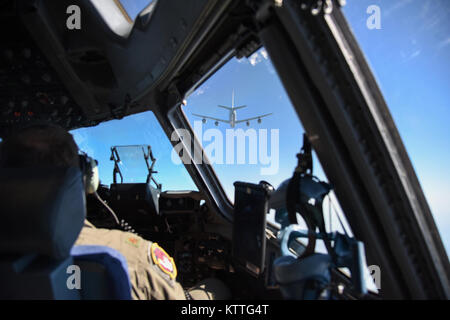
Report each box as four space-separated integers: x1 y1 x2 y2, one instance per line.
232 182 269 275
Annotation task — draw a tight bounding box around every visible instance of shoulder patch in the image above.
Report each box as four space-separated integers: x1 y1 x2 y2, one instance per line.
150 243 177 280
125 236 141 248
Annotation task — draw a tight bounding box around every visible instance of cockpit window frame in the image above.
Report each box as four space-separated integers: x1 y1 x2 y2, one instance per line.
113 0 133 23
157 0 449 299
165 100 235 221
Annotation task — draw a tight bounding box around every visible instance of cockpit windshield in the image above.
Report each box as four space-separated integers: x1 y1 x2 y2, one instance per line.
115 0 156 22
111 145 156 184
88 0 157 37
180 0 450 256
71 111 197 191
182 47 353 237
342 0 450 254
183 48 299 202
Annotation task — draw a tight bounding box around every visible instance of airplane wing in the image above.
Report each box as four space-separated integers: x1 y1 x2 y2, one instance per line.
191 113 229 123
235 113 272 123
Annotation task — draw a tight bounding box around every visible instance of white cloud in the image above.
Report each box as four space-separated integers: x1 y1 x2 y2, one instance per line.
194 88 205 96
384 0 413 18
193 85 209 97
410 50 421 59
248 48 270 66
260 48 269 60
400 49 422 63
248 52 262 66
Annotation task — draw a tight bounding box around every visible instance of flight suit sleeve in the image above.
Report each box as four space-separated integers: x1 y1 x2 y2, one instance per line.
75 221 186 300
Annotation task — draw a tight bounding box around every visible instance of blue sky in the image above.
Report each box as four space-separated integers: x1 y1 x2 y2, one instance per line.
74 0 449 253
118 0 154 20
184 51 305 197
71 112 197 191
341 0 450 253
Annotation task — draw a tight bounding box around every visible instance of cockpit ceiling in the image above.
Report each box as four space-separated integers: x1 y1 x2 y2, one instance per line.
0 0 244 138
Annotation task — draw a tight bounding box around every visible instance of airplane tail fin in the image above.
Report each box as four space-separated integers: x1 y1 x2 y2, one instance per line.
233 105 247 110
217 105 233 110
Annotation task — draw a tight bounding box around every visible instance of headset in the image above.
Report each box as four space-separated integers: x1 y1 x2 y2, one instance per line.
78 152 99 195
79 151 123 226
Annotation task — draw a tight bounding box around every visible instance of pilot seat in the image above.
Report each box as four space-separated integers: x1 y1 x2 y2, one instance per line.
0 166 132 299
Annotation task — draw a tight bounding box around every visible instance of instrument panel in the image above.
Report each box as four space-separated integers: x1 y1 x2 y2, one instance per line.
0 15 91 138
86 185 231 287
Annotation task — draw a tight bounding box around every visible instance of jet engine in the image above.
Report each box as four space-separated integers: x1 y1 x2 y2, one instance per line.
246 121 250 126
257 118 262 124
215 121 219 126
202 118 206 124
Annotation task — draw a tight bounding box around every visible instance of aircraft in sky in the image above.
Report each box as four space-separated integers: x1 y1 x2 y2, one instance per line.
192 90 272 128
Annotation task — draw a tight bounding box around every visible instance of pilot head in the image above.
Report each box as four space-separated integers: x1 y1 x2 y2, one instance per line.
0 124 80 168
